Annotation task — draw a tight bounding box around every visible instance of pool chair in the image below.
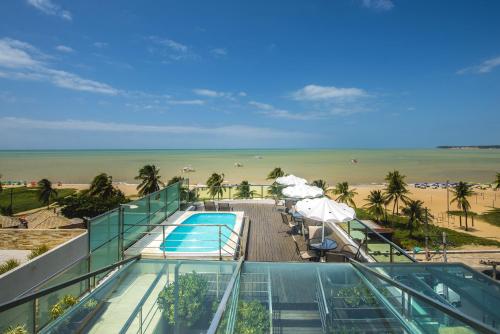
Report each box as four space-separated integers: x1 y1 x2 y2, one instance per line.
299 249 319 262
306 226 323 248
280 212 299 233
204 200 217 211
218 202 232 211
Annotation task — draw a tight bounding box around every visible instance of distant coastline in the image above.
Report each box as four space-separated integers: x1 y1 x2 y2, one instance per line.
437 145 500 150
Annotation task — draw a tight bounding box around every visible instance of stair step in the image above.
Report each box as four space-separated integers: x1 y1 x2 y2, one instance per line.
277 310 320 321
280 327 323 334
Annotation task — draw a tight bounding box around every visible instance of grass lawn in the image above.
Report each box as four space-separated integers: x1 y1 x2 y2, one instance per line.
0 187 76 214
355 208 500 250
479 208 500 227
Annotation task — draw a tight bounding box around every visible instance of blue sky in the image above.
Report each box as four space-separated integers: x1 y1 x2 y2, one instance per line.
0 0 499 149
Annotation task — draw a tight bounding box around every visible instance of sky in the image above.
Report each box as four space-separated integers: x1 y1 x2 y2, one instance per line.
0 0 499 149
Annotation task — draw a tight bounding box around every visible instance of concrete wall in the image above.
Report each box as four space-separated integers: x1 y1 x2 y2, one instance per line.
0 229 85 250
0 231 89 304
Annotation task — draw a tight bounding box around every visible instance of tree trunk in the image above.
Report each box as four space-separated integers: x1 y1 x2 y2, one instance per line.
459 215 462 227
392 199 397 215
464 210 468 231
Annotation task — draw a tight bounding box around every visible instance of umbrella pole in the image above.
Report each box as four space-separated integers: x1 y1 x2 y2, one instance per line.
322 221 325 242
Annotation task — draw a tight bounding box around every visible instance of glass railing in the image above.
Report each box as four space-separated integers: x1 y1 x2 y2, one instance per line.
0 256 139 334
339 218 415 263
87 182 181 272
192 184 285 201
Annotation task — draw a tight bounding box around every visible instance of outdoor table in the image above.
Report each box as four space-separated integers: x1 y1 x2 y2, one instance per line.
310 238 338 262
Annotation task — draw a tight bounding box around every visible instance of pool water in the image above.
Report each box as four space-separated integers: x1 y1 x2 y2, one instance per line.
160 213 237 253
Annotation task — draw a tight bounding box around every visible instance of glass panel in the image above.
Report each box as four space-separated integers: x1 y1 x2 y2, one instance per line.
166 184 179 216
89 209 119 251
0 301 35 334
90 237 119 273
123 197 149 249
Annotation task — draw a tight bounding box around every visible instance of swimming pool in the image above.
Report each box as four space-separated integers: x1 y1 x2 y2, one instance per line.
135 211 244 259
160 213 237 252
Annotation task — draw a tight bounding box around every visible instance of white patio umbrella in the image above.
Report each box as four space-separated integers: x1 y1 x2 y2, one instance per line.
295 197 356 241
275 174 307 186
282 184 324 199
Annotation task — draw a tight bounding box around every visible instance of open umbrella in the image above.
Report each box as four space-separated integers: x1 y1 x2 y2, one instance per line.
275 175 307 186
282 184 323 199
295 197 356 241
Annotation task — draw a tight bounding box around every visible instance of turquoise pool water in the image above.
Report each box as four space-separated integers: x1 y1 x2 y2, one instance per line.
160 213 237 253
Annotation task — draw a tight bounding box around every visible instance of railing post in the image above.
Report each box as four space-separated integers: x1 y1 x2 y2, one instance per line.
390 244 394 263
118 206 124 261
177 182 181 211
261 185 264 199
147 194 151 225
219 225 222 261
164 187 168 220
228 186 232 199
139 306 143 334
33 298 37 333
162 225 166 259
348 220 351 236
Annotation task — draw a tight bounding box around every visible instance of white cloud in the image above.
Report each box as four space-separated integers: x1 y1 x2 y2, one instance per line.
193 88 232 98
249 101 324 121
0 38 119 95
457 56 500 74
292 84 367 101
210 48 227 57
55 45 74 53
148 36 197 61
238 92 247 97
93 42 108 48
167 99 205 105
0 117 304 140
27 0 72 20
361 0 394 11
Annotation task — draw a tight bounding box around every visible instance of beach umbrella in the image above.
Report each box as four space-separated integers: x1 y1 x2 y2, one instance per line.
282 184 323 199
296 197 356 241
275 175 307 186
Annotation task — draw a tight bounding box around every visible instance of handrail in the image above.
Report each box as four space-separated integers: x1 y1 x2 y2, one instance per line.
352 218 415 262
349 259 498 334
0 255 140 312
207 257 244 334
315 268 329 315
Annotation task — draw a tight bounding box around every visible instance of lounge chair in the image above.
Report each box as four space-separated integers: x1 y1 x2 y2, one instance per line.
307 226 323 247
299 249 319 261
284 199 295 213
218 202 232 211
204 201 217 211
280 212 291 226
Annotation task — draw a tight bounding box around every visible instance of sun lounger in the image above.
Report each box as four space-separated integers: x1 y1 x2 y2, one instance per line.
218 202 232 211
204 200 217 211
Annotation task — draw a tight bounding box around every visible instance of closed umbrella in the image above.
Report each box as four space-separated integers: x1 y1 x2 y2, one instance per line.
275 175 307 186
295 197 356 241
282 184 323 199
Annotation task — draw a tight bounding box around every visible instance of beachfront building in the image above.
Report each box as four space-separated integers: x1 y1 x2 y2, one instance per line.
0 182 498 334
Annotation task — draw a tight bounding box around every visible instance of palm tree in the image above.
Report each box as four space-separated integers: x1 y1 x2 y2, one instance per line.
235 181 257 199
450 181 475 231
493 172 500 191
167 176 197 202
311 179 328 192
266 167 285 180
38 179 58 209
135 165 164 196
88 173 117 199
364 190 387 222
0 173 3 193
401 199 427 237
206 173 225 199
384 170 410 215
331 182 357 207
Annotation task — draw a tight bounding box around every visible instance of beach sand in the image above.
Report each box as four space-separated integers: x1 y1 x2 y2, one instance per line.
352 185 500 241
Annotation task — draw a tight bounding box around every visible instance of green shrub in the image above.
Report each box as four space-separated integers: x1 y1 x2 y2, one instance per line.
2 325 28 334
0 259 20 275
157 271 209 328
27 245 50 260
235 301 269 334
50 295 78 319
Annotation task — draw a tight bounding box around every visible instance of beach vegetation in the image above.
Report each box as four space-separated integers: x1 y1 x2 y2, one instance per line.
384 170 410 215
233 301 269 334
363 190 387 222
493 172 500 190
0 259 20 275
0 187 75 215
266 167 285 180
60 173 127 219
311 179 328 192
50 295 78 320
206 173 225 199
135 164 164 196
28 244 50 260
450 181 475 231
167 176 197 203
267 182 282 199
37 179 58 209
331 182 357 207
479 208 500 228
0 173 2 193
401 199 429 237
235 180 257 199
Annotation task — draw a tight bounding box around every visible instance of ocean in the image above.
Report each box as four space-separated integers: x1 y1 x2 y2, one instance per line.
0 149 499 185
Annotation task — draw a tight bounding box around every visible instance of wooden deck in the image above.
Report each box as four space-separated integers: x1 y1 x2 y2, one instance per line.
231 203 303 262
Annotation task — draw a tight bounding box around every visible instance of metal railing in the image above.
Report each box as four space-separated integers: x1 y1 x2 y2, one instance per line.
350 259 498 334
192 184 285 201
340 218 415 263
122 222 243 260
0 256 139 334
